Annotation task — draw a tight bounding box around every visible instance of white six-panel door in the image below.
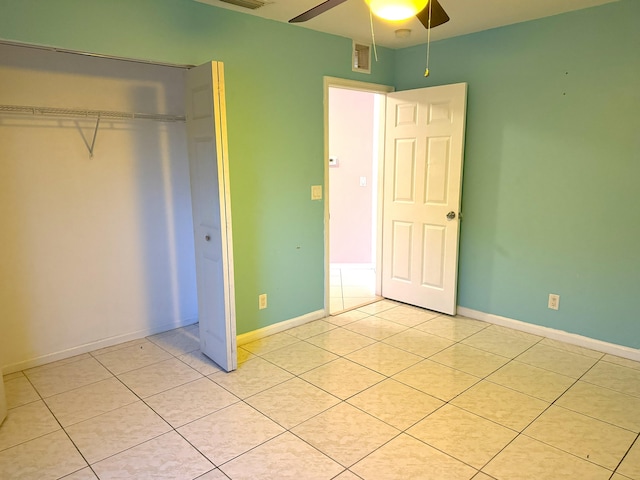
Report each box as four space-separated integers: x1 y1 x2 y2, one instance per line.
185 62 237 372
382 83 467 315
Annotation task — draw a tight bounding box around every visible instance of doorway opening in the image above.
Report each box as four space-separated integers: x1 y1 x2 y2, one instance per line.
324 78 393 315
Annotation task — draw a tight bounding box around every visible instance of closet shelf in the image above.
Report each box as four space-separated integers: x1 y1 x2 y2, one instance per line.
0 104 185 122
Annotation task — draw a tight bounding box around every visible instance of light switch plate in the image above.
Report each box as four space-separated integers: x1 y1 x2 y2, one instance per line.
311 185 322 200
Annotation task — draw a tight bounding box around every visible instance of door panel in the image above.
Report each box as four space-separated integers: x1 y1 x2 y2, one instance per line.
185 62 237 372
382 83 467 315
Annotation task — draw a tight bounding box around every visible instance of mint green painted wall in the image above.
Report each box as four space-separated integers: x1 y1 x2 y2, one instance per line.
395 0 640 348
0 0 395 334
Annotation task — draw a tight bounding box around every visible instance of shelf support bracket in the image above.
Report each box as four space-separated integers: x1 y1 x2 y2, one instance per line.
88 115 101 158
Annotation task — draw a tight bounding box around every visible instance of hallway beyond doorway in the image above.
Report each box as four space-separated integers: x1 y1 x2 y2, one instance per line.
329 264 381 315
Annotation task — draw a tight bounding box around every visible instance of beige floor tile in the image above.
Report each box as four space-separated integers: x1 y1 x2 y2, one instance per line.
237 347 255 364
65 401 171 464
24 353 91 375
375 305 440 327
300 358 385 400
292 403 399 467
582 361 640 398
408 404 517 469
487 360 575 402
147 325 200 356
539 338 604 359
93 341 173 375
333 471 362 480
556 381 640 432
357 300 398 314
0 400 60 451
346 342 422 376
611 474 634 480
515 344 598 378
382 329 454 357
195 470 230 480
618 439 640 479
343 316 408 340
4 375 40 409
430 344 510 378
221 432 344 480
324 310 369 327
0 430 87 480
348 379 443 430
89 338 150 357
351 433 477 480
145 377 239 428
393 359 480 401
306 328 377 356
285 320 337 339
25 357 113 398
245 378 340 429
44 377 138 427
452 381 549 431
177 349 224 376
92 431 213 480
524 405 636 470
61 467 99 479
118 357 202 398
472 473 497 480
343 297 380 311
262 341 338 375
483 435 611 480
241 332 300 356
326 310 370 326
177 402 285 465
603 354 640 371
415 315 488 341
461 325 541 358
209 357 293 399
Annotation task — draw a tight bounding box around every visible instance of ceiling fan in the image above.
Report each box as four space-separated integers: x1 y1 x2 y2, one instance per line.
289 0 450 30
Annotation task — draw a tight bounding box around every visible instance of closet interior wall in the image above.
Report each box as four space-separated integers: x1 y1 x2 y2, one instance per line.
0 43 198 373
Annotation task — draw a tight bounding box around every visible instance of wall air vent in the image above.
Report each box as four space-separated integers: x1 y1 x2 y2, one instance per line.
219 0 265 9
352 42 371 74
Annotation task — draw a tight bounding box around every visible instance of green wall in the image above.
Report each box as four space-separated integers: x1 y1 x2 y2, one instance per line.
2 0 639 349
395 0 640 348
0 0 395 335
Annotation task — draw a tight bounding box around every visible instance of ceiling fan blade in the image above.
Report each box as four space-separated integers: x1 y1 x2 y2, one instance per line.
289 0 349 23
416 0 450 29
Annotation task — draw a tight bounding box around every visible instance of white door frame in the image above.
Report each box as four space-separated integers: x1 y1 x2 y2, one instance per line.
323 77 394 314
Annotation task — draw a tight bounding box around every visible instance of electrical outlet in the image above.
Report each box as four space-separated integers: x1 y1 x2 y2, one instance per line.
259 293 267 310
548 293 560 310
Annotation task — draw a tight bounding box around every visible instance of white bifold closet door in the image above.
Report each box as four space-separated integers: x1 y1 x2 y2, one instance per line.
185 62 237 372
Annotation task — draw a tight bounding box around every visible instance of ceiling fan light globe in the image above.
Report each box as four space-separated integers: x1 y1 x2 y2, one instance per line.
364 0 429 21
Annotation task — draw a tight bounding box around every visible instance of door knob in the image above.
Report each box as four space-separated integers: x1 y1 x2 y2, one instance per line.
446 211 456 220
205 234 211 241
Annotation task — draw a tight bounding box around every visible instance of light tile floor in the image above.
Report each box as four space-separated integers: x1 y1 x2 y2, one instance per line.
1 300 640 479
330 265 381 314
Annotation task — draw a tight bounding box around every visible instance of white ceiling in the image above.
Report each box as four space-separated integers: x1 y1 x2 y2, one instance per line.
195 0 617 49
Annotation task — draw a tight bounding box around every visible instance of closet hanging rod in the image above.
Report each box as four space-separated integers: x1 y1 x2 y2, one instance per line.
0 104 185 122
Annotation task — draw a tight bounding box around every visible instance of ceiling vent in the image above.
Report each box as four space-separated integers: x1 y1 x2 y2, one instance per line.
218 0 265 9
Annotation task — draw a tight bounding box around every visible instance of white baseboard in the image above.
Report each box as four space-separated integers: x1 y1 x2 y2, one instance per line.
2 317 199 375
237 310 326 346
457 307 640 362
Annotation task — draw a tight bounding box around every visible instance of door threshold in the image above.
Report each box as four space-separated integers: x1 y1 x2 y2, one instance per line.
330 296 383 316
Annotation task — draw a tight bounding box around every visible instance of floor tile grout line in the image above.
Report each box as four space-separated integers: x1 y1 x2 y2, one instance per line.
610 433 639 478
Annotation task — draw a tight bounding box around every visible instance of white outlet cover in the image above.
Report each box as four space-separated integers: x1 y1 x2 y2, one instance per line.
311 185 322 200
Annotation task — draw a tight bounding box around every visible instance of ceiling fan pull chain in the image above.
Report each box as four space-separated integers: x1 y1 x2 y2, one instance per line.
425 0 432 76
369 8 379 62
